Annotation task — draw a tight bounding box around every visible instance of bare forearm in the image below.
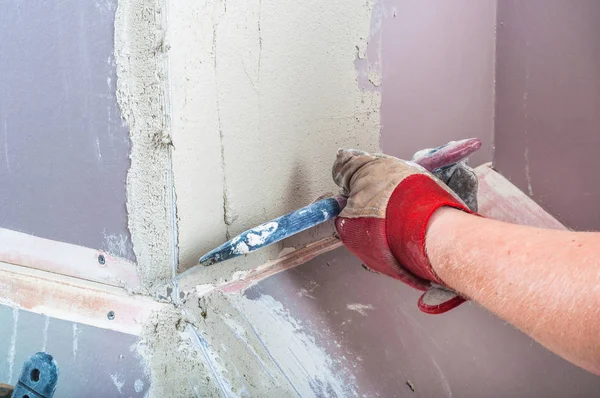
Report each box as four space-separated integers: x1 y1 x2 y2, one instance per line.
426 207 600 374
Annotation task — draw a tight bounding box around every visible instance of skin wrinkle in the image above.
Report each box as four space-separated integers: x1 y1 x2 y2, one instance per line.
426 207 600 375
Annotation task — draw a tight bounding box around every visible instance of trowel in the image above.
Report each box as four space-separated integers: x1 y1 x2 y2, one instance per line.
198 138 482 267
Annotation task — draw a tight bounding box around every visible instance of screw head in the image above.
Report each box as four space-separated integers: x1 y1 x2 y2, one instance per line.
107 311 115 320
98 254 106 265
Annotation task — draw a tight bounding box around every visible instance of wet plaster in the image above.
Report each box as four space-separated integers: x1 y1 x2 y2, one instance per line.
128 1 382 394
115 0 382 395
140 288 361 397
169 0 381 281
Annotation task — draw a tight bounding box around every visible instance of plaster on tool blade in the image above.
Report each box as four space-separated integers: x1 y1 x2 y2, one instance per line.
199 138 482 266
199 196 346 266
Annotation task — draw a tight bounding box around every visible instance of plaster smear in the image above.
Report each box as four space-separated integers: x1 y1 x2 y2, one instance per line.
171 0 381 279
136 306 220 397
115 0 176 294
140 290 357 397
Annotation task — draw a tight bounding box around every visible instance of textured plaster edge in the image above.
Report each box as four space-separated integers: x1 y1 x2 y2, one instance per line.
114 0 177 296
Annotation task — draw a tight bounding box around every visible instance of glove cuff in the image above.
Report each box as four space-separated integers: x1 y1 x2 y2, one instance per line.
386 174 476 313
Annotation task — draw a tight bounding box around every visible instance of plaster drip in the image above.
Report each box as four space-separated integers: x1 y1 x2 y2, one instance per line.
115 0 177 295
7 308 18 384
72 323 79 359
41 315 50 352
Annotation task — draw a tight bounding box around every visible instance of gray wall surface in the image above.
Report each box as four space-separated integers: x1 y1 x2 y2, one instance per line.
0 1 135 260
0 305 148 397
494 0 600 230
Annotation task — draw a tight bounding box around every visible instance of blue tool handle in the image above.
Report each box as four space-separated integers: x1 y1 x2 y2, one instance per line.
199 138 482 266
199 197 344 266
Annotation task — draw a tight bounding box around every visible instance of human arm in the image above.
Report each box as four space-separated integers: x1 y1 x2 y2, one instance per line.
426 207 600 375
332 148 600 374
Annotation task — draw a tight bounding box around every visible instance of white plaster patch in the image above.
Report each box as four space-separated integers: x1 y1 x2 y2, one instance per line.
134 379 144 393
234 294 359 396
231 270 248 281
347 303 375 316
94 136 102 161
7 308 18 384
195 284 216 296
171 0 381 279
246 222 278 247
233 242 250 255
246 234 261 246
41 315 50 352
102 230 129 258
412 148 432 161
72 323 80 359
110 373 125 394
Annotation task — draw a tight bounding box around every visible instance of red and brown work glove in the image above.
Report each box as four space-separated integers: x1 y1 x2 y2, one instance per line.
333 149 478 314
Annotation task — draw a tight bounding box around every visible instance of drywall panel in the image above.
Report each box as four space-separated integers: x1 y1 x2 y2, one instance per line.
245 247 600 397
0 1 135 261
494 0 600 230
171 0 381 277
172 165 599 396
379 0 496 166
0 305 149 397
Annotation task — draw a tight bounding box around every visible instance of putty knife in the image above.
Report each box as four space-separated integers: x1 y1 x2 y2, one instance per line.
199 138 482 266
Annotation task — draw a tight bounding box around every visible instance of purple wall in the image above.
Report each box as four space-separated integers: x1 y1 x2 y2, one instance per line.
494 0 600 230
0 1 134 260
380 0 496 166
0 3 147 395
248 1 600 395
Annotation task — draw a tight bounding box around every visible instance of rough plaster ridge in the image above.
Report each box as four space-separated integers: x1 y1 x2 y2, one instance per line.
171 0 381 280
140 290 358 397
115 0 175 294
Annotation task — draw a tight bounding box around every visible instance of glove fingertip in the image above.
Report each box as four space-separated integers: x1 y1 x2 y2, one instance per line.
417 288 466 314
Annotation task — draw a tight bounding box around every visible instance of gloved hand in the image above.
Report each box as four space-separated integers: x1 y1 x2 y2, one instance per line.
332 149 479 314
